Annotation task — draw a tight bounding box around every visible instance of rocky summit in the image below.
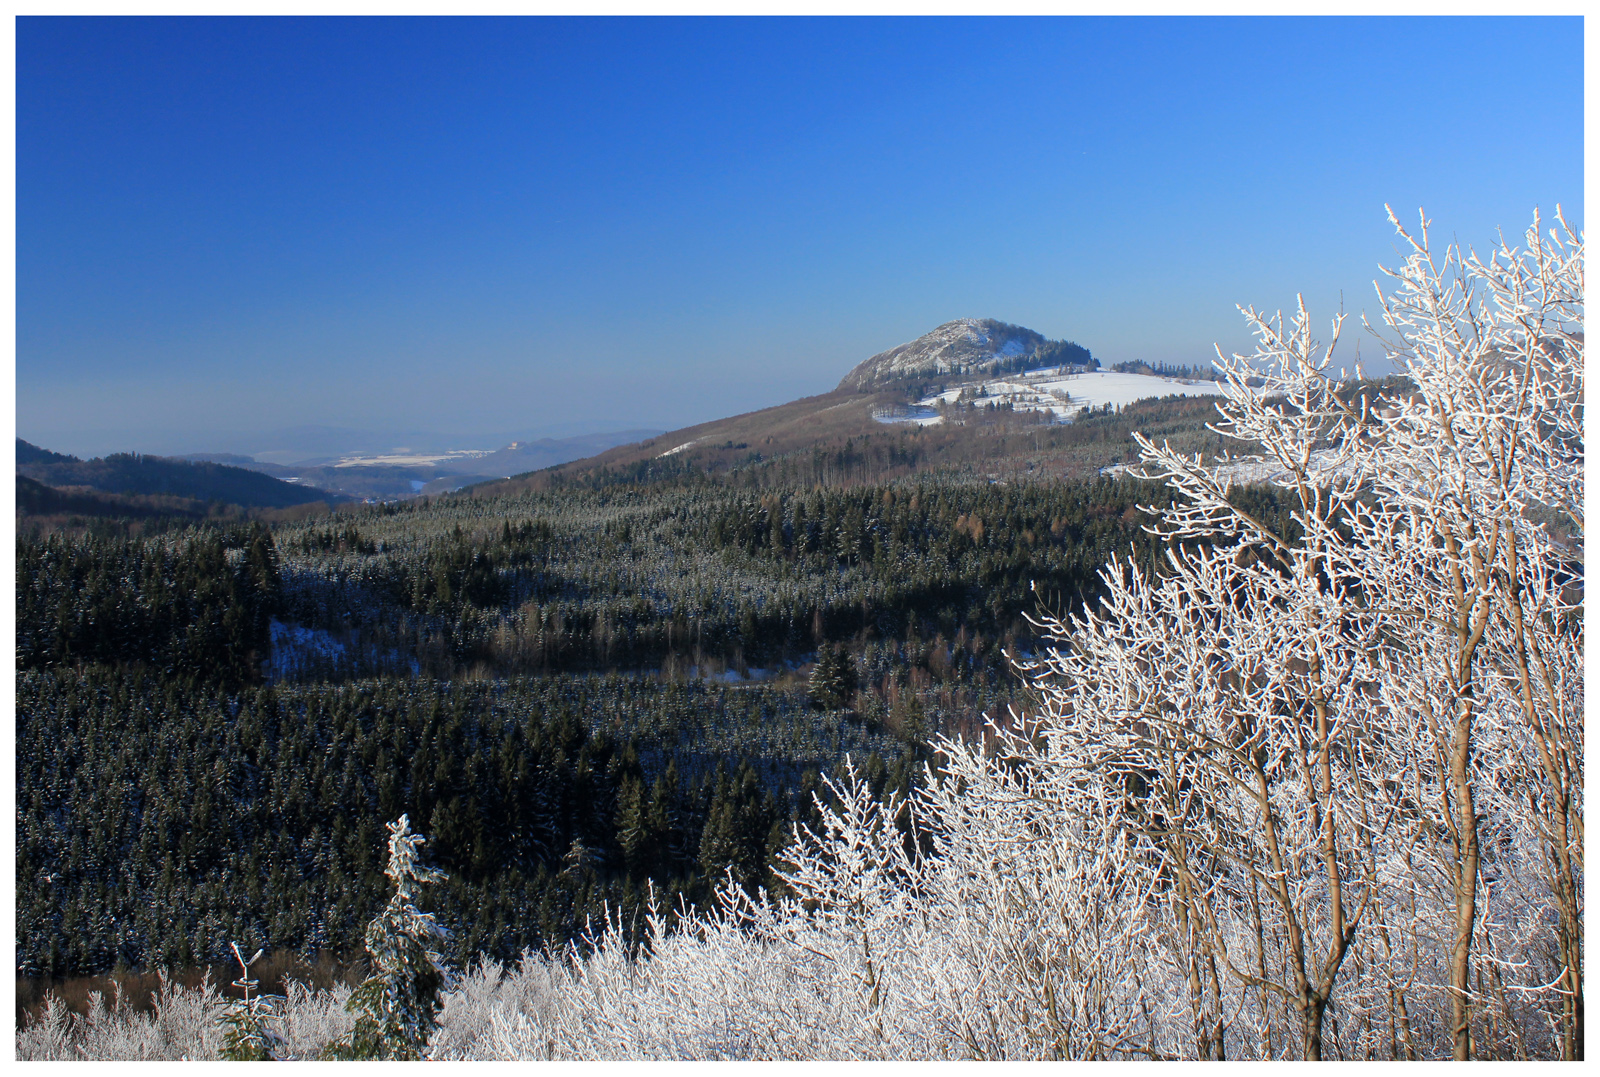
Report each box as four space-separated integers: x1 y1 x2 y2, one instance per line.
837 318 1094 393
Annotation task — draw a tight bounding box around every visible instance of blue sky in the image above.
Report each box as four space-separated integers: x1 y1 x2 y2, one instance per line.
17 16 1584 458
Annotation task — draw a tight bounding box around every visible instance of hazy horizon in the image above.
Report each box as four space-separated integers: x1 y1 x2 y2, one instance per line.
17 16 1583 459
17 420 669 463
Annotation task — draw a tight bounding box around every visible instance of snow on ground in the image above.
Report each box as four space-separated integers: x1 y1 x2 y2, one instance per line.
263 619 348 681
332 449 497 468
871 406 945 426
1019 371 1220 410
875 369 1223 427
658 438 704 458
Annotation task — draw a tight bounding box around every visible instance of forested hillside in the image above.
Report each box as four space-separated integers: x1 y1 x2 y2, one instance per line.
16 670 928 979
20 466 1266 983
17 440 347 510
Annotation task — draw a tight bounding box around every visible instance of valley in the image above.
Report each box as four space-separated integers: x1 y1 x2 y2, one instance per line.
16 317 1253 992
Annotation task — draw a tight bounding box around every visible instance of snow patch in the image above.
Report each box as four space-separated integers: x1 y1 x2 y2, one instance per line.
874 370 1222 427
264 619 348 681
871 405 944 426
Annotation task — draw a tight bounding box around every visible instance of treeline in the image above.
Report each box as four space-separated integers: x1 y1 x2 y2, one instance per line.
15 669 927 980
1109 359 1217 380
16 524 284 688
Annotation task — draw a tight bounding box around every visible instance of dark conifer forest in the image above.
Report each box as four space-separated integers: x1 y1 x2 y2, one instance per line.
17 399 1284 983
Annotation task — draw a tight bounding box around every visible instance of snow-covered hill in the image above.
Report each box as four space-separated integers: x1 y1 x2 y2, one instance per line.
838 318 1092 393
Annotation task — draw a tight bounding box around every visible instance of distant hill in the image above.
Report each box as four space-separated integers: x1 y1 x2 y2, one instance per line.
838 318 1095 393
16 439 80 466
17 474 268 524
168 452 300 479
17 440 348 510
466 321 1228 496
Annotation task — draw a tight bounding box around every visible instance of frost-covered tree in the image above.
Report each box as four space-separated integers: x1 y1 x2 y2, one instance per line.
1350 207 1584 1060
324 815 458 1060
217 943 285 1061
743 205 1581 1060
958 205 1581 1059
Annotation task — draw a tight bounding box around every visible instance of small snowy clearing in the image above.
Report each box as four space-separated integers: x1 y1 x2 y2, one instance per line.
264 619 348 681
871 406 945 426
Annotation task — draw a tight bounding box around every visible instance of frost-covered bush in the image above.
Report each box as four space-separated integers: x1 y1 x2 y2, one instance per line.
16 972 225 1061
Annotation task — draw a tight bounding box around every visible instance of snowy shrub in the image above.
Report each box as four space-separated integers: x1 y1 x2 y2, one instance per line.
16 971 226 1061
217 944 286 1060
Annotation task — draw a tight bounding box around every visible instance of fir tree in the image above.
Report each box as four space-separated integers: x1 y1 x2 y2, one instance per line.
808 643 858 710
324 816 458 1060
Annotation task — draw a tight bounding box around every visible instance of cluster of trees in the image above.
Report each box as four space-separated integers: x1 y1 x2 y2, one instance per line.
975 335 1095 377
16 524 283 688
1109 359 1218 380
251 475 1303 681
15 668 927 982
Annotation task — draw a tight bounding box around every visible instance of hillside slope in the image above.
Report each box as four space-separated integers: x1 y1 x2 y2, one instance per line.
466 388 1235 496
458 319 1233 496
17 440 348 509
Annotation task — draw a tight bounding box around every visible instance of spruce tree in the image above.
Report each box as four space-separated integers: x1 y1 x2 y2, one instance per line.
323 816 457 1060
218 943 284 1061
808 643 857 710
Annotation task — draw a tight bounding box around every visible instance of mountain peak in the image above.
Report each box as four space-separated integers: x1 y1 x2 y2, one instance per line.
838 318 1094 393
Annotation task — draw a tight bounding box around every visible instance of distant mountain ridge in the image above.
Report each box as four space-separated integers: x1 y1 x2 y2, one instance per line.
838 318 1095 393
16 439 348 510
16 440 80 466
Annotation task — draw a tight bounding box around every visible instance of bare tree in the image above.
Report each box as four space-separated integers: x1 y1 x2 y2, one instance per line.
1349 206 1583 1058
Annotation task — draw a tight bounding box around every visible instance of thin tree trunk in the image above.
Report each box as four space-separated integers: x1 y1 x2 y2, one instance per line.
1448 700 1480 1061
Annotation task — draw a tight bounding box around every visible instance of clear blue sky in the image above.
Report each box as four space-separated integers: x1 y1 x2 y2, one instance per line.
17 16 1584 458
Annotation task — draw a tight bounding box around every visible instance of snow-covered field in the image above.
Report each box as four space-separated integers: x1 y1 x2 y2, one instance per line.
876 369 1222 426
332 449 497 468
